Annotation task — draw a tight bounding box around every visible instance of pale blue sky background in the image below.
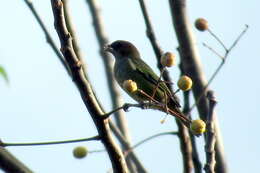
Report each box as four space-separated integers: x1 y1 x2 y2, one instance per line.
0 0 259 173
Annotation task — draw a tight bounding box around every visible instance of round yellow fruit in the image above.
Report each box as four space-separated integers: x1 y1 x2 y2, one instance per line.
73 146 88 159
123 80 138 93
190 119 206 135
177 75 192 91
195 18 209 31
160 52 176 67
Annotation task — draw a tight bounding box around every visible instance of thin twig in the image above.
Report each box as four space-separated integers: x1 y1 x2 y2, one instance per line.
50 1 128 172
152 68 166 98
189 25 249 112
204 91 217 173
88 131 178 157
227 24 249 53
202 43 224 59
88 149 105 154
103 89 191 125
23 0 70 75
102 103 142 119
129 131 178 153
208 29 228 51
138 0 163 60
1 136 100 147
139 90 191 125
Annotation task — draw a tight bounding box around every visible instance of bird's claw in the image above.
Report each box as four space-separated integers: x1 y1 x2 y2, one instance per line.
140 101 150 109
123 104 130 112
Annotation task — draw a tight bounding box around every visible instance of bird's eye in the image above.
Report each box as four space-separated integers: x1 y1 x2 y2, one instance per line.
111 42 122 50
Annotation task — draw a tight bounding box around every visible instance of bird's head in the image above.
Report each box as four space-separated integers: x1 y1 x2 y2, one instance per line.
104 40 140 59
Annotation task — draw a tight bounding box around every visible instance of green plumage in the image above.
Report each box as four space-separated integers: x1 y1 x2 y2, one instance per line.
105 40 189 124
114 55 171 105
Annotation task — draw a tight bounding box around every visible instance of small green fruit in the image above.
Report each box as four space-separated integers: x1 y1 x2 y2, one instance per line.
123 80 138 93
160 52 176 67
73 146 87 159
177 75 192 91
190 119 206 135
195 18 208 31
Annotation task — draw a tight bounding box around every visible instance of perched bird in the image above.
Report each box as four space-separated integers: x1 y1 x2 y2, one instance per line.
104 40 190 125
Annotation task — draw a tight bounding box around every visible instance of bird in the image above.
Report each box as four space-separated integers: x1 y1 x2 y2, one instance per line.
104 40 190 125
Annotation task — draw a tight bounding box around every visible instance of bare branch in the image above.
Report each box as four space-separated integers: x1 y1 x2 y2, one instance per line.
168 0 228 172
109 121 148 173
85 0 132 144
182 91 203 173
175 66 194 173
128 131 178 154
204 91 217 173
226 24 249 54
63 0 82 60
1 135 100 147
0 144 33 173
189 25 249 112
85 2 138 171
138 1 194 172
50 1 128 172
202 43 224 59
23 0 70 75
138 0 175 91
208 29 228 51
103 103 142 119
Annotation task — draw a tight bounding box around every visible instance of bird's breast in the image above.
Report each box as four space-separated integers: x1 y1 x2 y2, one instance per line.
114 58 136 85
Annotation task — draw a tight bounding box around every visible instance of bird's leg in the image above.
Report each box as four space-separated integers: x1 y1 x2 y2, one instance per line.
139 101 151 109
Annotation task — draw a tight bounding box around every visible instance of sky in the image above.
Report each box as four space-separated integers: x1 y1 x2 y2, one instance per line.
0 0 259 173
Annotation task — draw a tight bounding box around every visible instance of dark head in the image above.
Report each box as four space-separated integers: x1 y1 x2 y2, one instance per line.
104 40 140 59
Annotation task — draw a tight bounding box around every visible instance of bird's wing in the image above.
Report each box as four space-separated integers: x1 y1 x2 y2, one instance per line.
132 57 181 107
132 58 171 95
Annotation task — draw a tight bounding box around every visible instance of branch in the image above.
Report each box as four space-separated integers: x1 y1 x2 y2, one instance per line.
168 0 228 172
1 136 100 147
0 144 33 173
50 1 128 172
207 29 228 51
63 0 89 80
109 121 148 173
182 90 202 173
189 25 249 112
204 91 217 173
104 95 190 125
138 0 174 90
85 1 139 170
129 131 178 153
138 1 194 172
85 0 132 148
23 0 70 75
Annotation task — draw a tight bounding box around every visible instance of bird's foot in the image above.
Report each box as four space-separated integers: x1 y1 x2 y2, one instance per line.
140 101 151 109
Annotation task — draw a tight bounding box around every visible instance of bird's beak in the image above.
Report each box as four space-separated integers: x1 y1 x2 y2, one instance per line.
104 44 113 53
